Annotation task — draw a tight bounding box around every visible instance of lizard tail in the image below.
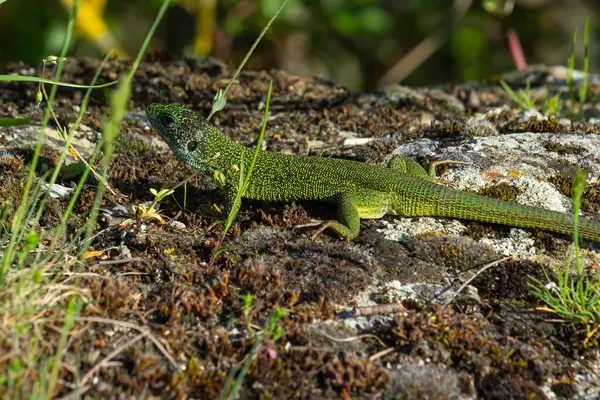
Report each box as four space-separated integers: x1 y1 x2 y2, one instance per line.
413 184 600 242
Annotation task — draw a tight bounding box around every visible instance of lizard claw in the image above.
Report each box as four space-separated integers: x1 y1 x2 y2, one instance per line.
429 159 469 178
293 220 333 239
310 221 334 240
205 219 224 233
293 220 323 231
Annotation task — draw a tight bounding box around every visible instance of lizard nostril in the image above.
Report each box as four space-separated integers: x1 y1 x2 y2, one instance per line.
162 114 176 128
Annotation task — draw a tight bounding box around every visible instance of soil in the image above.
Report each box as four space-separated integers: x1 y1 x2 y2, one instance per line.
1 57 600 399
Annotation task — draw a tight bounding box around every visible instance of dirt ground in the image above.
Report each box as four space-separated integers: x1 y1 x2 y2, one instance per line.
2 58 600 399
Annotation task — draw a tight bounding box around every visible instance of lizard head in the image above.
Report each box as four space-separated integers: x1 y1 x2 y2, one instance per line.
146 104 228 174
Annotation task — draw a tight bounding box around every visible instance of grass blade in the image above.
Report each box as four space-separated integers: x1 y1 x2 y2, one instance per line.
579 17 589 121
207 0 288 120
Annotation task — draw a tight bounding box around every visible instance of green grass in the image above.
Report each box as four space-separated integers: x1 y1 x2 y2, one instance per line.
207 0 284 120
0 74 117 89
201 4 289 395
566 17 590 120
567 17 590 120
207 80 274 270
500 78 537 111
220 307 286 400
184 0 288 270
578 17 590 120
529 169 600 347
500 78 565 117
0 0 171 397
0 0 286 390
0 118 31 127
525 18 599 347
0 0 86 393
3 0 594 397
501 17 590 120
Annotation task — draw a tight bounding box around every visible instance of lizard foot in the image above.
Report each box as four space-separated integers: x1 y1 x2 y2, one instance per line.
205 219 224 233
309 220 353 243
310 220 336 240
293 220 332 239
310 220 337 240
293 220 323 231
429 159 469 179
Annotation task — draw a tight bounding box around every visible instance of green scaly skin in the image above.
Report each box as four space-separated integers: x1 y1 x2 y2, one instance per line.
146 104 600 242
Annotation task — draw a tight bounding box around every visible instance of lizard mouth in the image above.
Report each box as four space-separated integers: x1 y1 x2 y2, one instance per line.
145 104 177 144
145 104 167 130
145 104 158 123
145 103 161 118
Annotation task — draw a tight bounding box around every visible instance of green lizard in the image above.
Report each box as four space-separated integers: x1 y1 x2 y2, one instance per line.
146 103 600 242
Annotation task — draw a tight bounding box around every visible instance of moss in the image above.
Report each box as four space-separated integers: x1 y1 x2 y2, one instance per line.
543 141 582 155
519 115 563 133
477 182 523 202
19 145 61 173
548 174 600 213
385 304 546 395
471 258 545 303
117 132 149 154
0 154 26 221
464 221 508 241
464 119 498 138
39 197 64 229
171 362 227 399
0 153 24 175
3 57 595 400
426 119 466 138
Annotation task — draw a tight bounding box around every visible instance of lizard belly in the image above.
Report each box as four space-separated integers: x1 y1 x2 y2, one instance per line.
351 190 396 220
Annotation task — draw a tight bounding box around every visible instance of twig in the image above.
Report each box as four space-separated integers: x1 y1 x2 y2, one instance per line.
91 257 144 267
287 345 338 353
45 272 103 277
507 29 527 71
311 328 386 348
449 256 512 302
37 316 179 368
352 303 407 317
80 332 146 387
119 271 150 276
79 317 177 368
58 385 91 400
78 227 113 246
369 347 395 361
0 351 15 364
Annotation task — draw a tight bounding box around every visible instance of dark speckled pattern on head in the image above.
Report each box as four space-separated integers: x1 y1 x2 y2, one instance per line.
146 104 600 241
146 103 246 176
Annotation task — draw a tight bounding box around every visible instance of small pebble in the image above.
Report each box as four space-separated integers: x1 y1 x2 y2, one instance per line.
167 220 186 231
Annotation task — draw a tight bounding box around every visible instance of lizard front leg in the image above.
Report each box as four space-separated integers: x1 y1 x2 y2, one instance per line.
206 186 241 232
220 186 243 222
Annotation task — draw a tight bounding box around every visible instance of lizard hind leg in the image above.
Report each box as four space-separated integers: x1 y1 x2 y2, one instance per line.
388 154 468 183
387 154 432 180
427 160 469 182
311 190 393 240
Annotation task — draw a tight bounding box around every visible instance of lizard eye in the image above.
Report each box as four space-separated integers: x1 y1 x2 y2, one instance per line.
187 140 198 152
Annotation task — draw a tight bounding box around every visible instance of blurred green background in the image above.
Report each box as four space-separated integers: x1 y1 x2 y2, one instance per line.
0 0 597 90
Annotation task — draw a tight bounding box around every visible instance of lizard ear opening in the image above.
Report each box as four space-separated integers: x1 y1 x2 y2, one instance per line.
187 140 199 152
